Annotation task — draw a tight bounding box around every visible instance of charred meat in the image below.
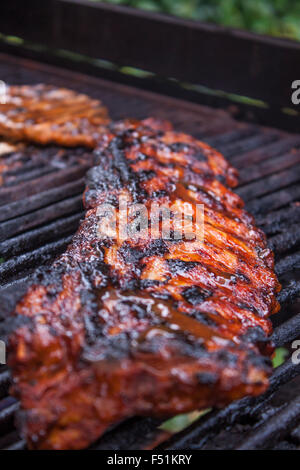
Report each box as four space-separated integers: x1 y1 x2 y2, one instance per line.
8 120 280 449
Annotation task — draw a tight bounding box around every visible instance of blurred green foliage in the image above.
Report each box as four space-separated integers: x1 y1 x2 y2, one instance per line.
272 347 288 368
94 0 300 40
160 409 210 433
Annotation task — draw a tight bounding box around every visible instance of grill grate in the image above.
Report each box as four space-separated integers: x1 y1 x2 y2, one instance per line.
0 53 299 450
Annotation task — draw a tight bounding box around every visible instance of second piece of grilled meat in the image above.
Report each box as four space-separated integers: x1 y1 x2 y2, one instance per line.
0 139 97 187
8 120 280 449
0 84 110 147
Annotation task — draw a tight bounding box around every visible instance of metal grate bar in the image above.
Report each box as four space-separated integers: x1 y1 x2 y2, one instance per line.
272 313 300 347
0 431 23 449
236 395 300 450
206 128 258 148
0 370 10 400
0 165 89 206
275 252 300 276
91 417 167 451
236 167 300 202
269 223 300 255
0 177 85 223
195 121 243 139
0 212 83 259
230 136 300 167
245 184 300 215
2 167 57 188
290 425 300 444
0 276 31 322
0 235 73 286
0 398 19 434
4 439 26 450
219 133 279 160
238 151 300 185
3 162 47 181
277 279 300 304
0 195 82 242
256 205 300 235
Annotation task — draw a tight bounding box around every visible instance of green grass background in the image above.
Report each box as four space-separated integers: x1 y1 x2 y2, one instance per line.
91 0 300 40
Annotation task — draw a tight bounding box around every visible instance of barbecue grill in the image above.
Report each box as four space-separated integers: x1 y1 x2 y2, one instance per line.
0 0 299 450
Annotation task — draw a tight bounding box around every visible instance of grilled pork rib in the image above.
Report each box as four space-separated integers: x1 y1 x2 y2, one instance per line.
9 120 280 450
0 84 110 148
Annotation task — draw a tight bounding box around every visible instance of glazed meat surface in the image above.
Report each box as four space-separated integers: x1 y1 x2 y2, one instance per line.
9 120 280 450
0 84 110 147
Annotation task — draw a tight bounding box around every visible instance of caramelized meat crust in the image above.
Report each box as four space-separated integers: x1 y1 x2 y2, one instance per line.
8 120 280 450
0 84 110 147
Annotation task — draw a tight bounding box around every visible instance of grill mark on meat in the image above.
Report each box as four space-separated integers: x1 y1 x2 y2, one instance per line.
182 286 213 305
8 119 280 450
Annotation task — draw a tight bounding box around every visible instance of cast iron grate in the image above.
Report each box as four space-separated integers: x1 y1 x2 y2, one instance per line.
0 54 299 450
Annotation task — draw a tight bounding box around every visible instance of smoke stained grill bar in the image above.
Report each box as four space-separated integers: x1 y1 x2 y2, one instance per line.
230 136 300 166
236 395 300 450
275 253 300 277
0 164 90 206
0 0 299 450
0 235 74 285
236 168 300 201
0 177 85 223
0 213 84 259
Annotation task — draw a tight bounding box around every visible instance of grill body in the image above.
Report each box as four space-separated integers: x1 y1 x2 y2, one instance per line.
0 0 299 450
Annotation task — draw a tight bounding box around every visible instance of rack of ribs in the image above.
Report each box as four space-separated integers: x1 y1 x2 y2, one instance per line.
8 119 280 450
0 84 110 147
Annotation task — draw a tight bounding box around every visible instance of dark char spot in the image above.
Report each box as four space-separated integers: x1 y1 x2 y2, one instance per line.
182 286 212 305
